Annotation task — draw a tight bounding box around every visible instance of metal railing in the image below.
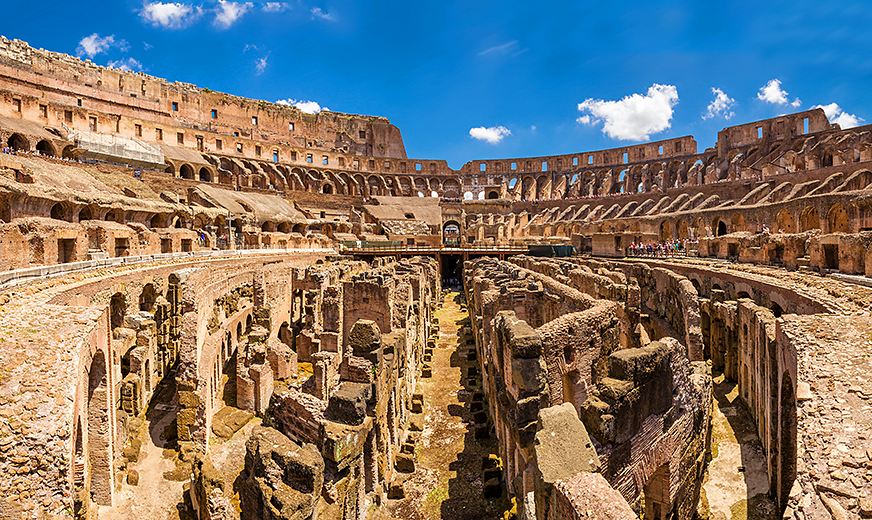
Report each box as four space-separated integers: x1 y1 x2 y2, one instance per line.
340 244 529 254
0 248 334 289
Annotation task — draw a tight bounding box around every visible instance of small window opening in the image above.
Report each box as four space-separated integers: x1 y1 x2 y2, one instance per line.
289 122 295 131
757 126 763 139
172 101 178 111
359 130 366 139
215 139 222 150
252 116 258 125
622 152 628 163
177 132 184 145
236 143 243 153
211 109 217 118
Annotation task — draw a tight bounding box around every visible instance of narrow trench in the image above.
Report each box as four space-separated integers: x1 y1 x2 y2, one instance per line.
701 373 775 520
376 290 508 520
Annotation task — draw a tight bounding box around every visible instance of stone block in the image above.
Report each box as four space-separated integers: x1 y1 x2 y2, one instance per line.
325 382 370 425
534 403 601 485
511 357 547 393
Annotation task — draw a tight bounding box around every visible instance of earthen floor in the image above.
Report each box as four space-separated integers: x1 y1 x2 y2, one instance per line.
375 291 505 520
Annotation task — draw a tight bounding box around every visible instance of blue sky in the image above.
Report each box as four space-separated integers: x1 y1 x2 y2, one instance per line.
4 1 871 168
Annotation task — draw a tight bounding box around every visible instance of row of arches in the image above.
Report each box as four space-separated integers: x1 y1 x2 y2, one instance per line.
5 133 58 156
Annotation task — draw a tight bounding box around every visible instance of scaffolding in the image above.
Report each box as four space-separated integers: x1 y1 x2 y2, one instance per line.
64 124 165 168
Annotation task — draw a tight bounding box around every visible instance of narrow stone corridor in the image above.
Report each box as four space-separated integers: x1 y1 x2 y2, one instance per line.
701 373 775 520
375 290 507 520
100 378 187 520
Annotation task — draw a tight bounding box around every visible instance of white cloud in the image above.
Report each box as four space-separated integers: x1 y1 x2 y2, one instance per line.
76 34 125 58
469 126 511 144
108 57 143 71
757 79 799 107
703 87 735 120
530 125 537 133
814 102 863 129
215 1 253 28
478 40 518 56
311 7 334 21
577 84 679 141
262 2 288 12
255 56 268 75
140 2 201 29
276 99 329 114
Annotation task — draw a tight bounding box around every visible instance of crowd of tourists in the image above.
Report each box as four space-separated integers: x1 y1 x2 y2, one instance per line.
627 238 697 257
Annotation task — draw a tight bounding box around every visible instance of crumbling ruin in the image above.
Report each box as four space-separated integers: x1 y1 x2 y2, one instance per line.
1 36 872 520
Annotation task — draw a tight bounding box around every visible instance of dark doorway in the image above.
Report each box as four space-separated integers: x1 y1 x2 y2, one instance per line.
58 238 76 264
441 254 462 287
822 244 839 270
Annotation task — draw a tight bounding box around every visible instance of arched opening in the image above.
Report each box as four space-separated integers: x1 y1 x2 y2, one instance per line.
50 203 66 221
110 293 125 329
292 223 305 234
150 214 167 228
659 220 673 241
770 302 784 318
487 191 499 199
7 133 28 152
322 184 333 194
62 145 77 160
731 213 745 233
180 164 194 179
87 350 112 505
35 140 55 157
463 191 473 200
827 203 849 233
799 207 819 232
261 222 276 233
105 209 123 223
716 220 727 237
198 167 212 182
676 219 689 240
277 222 290 233
779 372 797 511
443 221 460 246
79 207 93 222
165 163 175 175
139 284 157 312
776 209 794 233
